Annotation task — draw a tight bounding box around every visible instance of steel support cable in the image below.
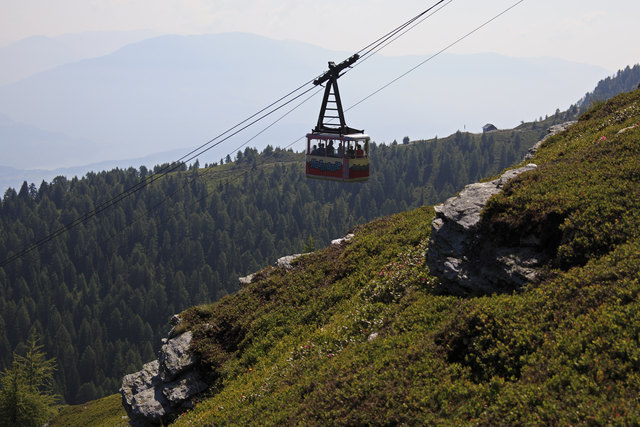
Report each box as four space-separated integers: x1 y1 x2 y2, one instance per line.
0 59 326 267
73 76 322 215
1 76 323 249
355 0 447 60
114 76 358 264
3 1 449 267
225 88 325 156
9 0 450 233
345 0 526 114
0 85 321 268
315 0 454 133
237 1 452 150
158 85 319 168
192 0 528 208
0 1 521 267
170 0 448 170
127 0 526 249
162 0 448 174
99 88 325 255
161 78 320 168
351 0 454 70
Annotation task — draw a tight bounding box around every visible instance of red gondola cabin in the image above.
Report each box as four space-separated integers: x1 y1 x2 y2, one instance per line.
305 133 370 182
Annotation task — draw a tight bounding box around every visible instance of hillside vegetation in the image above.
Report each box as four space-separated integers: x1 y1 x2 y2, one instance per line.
157 89 640 424
0 124 548 403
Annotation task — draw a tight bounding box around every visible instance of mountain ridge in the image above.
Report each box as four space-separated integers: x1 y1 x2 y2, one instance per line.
0 30 158 86
0 32 608 172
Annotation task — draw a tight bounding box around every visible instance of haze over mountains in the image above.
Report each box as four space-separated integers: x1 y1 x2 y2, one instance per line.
0 31 608 191
0 30 157 86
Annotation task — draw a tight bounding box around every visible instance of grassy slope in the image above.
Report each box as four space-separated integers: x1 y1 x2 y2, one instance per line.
53 89 640 425
171 89 640 425
49 394 128 427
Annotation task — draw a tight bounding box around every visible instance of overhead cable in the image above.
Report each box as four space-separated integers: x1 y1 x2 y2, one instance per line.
0 0 522 268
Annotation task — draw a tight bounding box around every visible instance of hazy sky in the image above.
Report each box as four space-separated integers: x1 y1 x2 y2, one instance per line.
1 0 639 72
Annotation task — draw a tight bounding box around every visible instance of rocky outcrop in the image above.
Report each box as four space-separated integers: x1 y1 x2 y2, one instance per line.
524 121 576 160
121 230 359 423
275 254 303 269
121 321 207 426
427 122 575 295
240 234 355 286
427 164 543 295
331 233 354 246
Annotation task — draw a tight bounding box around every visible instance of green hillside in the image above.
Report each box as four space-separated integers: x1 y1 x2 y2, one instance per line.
154 88 640 424
0 124 546 404
49 394 127 427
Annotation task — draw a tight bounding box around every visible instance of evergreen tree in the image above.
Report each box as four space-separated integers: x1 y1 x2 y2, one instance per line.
0 333 58 426
303 235 316 253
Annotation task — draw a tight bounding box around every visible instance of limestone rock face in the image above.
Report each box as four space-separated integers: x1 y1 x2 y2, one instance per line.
427 122 576 295
121 329 207 426
427 165 542 295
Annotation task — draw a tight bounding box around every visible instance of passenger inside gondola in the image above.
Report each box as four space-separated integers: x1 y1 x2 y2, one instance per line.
347 143 355 158
327 140 335 157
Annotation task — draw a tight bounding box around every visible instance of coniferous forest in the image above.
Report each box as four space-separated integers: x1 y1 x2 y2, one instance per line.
0 113 580 404
578 64 640 112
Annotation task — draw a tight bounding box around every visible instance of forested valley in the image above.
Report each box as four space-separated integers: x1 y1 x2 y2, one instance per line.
0 110 578 404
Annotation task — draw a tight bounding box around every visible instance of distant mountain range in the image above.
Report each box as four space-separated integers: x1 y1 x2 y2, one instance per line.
0 31 610 192
0 30 157 86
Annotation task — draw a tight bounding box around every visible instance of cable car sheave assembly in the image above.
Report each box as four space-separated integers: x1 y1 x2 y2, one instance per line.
306 54 370 182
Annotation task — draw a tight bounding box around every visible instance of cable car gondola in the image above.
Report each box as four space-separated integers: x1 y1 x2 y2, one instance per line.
306 55 370 182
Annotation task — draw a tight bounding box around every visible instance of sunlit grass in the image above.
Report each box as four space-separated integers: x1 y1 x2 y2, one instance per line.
49 394 128 427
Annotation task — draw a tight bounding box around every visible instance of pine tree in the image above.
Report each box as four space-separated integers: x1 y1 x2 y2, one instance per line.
303 235 316 253
0 333 58 426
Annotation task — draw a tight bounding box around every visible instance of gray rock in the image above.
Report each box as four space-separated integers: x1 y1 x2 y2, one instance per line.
121 360 168 425
121 331 205 426
617 124 639 135
238 273 255 285
162 371 209 404
121 360 161 410
427 122 576 295
524 121 576 160
276 254 302 269
331 233 355 246
427 122 577 295
129 387 169 421
428 164 541 294
159 331 197 380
